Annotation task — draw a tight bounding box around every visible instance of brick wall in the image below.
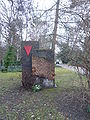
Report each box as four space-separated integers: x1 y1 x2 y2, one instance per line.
32 56 55 80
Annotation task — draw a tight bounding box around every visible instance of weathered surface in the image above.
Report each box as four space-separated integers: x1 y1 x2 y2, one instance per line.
21 41 55 88
32 56 55 80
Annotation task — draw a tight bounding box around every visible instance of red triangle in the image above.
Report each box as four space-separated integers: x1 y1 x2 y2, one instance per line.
24 46 32 56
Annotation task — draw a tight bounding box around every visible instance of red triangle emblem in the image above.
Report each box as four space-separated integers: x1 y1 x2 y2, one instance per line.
24 46 32 56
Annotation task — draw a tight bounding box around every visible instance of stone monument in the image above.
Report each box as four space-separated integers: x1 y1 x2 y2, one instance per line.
21 41 55 88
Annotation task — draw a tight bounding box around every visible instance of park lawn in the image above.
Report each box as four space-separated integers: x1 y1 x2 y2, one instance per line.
55 67 87 91
0 68 86 120
0 72 21 95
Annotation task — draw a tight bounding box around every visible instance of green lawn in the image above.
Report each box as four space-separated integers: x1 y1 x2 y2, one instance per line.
0 72 21 95
55 67 87 90
0 68 87 120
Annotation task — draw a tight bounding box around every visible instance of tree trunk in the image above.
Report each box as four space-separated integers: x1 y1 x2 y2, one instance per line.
52 0 60 51
52 0 60 87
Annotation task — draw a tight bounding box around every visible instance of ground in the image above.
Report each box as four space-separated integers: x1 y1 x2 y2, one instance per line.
0 68 90 120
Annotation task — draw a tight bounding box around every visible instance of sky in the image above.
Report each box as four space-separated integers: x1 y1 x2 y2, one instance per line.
34 0 56 10
33 0 70 53
34 0 69 10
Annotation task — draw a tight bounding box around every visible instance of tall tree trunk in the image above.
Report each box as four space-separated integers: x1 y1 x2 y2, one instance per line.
52 0 60 51
52 0 60 87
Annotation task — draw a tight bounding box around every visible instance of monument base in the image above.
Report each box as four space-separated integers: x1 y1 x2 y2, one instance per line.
22 72 55 88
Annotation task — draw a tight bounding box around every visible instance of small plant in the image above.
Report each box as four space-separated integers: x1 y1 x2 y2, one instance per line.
32 84 42 92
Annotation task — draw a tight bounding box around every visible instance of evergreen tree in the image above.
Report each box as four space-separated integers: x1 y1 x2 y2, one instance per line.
4 46 16 68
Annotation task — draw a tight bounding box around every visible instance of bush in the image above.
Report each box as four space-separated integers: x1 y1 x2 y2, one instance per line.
7 66 22 72
1 66 7 72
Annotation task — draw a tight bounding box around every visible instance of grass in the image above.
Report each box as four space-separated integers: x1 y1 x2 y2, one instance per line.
55 67 87 90
0 68 87 120
0 72 21 95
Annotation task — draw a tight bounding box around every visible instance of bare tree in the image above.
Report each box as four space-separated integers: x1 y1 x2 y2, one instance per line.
52 0 60 51
0 0 34 60
56 0 90 89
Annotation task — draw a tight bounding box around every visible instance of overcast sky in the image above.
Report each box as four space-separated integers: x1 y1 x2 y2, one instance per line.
34 0 69 10
33 0 70 53
0 0 70 52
